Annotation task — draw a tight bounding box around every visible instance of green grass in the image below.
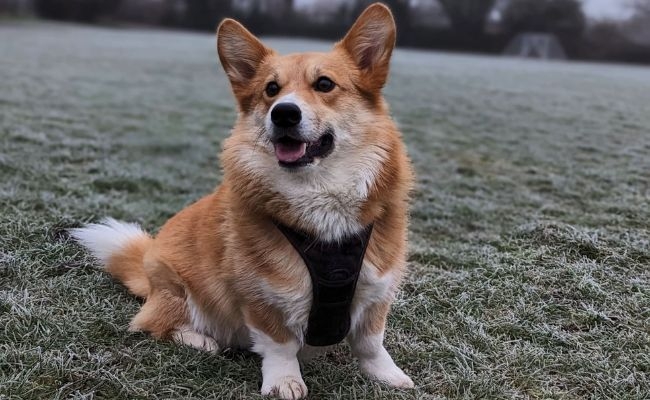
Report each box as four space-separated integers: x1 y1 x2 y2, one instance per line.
1 21 650 399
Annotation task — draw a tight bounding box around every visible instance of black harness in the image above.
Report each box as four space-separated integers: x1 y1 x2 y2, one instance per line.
275 223 374 346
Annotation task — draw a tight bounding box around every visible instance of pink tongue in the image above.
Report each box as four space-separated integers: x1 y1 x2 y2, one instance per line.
274 142 307 163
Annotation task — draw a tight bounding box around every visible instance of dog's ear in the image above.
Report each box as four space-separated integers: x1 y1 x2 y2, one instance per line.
217 19 272 88
337 3 396 90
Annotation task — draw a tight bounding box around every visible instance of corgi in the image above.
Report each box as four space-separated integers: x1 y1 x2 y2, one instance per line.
71 3 414 399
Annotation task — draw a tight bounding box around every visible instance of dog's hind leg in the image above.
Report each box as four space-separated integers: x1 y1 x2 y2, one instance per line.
129 257 218 352
130 292 218 352
128 287 186 338
171 324 219 352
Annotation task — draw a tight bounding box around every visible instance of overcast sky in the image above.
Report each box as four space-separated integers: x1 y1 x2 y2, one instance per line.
296 0 638 21
581 0 636 20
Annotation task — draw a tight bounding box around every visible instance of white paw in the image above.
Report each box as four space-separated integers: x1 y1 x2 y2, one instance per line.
361 361 415 389
172 327 219 353
261 375 308 399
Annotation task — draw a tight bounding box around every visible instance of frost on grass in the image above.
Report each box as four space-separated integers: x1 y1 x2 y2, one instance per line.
1 22 650 399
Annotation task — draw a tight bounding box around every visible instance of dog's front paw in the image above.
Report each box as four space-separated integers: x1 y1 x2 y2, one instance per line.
361 361 415 389
261 375 308 399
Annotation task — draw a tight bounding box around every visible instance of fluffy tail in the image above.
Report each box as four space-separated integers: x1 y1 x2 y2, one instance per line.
70 218 153 298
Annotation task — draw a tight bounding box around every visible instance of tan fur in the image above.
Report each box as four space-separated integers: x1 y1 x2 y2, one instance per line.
105 236 152 298
77 3 414 396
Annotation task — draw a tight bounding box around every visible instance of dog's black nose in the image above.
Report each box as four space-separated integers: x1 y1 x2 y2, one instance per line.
271 103 301 128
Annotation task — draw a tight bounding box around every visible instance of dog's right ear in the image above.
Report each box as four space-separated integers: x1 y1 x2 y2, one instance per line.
217 19 272 89
337 3 396 92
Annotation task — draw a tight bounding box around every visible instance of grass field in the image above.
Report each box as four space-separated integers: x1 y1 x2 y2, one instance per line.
1 21 650 399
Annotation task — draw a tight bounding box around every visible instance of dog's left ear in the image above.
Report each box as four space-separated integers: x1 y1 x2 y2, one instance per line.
217 18 272 89
337 3 396 90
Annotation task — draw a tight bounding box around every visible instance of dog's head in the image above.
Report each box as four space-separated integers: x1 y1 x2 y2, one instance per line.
217 3 396 170
216 3 407 240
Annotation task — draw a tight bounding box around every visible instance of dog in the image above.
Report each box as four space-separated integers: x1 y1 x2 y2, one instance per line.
71 3 414 399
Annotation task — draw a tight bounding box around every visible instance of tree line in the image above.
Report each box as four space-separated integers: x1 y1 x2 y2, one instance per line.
20 0 650 64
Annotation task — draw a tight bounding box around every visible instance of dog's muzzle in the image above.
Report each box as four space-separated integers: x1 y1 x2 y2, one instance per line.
269 103 334 168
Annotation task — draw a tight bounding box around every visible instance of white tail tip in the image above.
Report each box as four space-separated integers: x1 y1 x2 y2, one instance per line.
70 218 148 265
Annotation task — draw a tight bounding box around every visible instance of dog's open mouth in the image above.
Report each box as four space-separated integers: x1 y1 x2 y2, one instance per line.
273 132 334 168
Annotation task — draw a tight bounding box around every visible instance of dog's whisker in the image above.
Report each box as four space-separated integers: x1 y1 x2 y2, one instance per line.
252 127 267 153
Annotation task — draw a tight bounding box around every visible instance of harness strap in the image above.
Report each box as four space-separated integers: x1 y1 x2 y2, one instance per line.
275 223 374 346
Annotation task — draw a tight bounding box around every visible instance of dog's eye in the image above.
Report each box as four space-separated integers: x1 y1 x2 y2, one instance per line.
314 77 335 93
265 81 280 97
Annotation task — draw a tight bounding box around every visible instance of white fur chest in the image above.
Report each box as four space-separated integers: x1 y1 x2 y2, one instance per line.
269 159 379 242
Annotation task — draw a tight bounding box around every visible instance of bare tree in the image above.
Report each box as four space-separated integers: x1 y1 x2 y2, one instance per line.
635 0 650 14
184 0 232 30
500 0 585 56
625 0 650 46
501 0 584 35
437 0 497 46
34 0 122 22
